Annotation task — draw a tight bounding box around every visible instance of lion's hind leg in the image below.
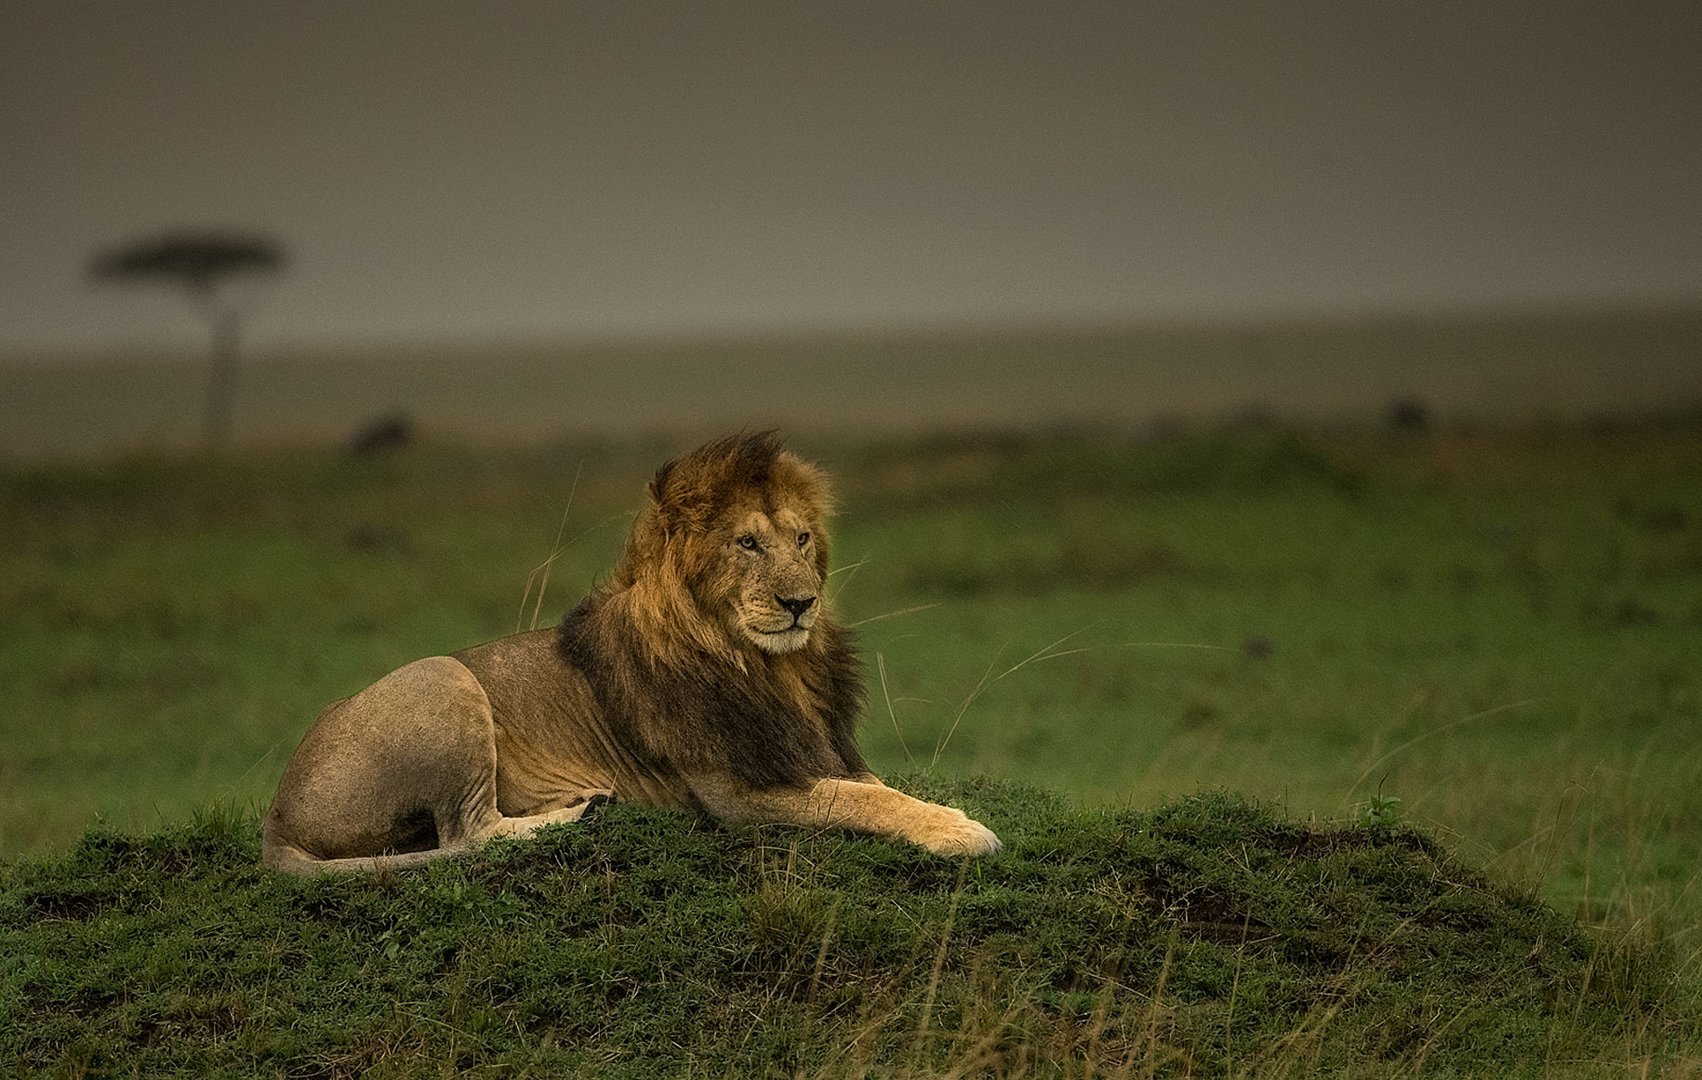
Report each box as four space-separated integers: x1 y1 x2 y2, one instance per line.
263 840 463 876
266 656 606 875
265 799 608 876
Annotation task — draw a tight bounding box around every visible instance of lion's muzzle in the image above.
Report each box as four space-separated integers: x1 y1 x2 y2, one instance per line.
777 595 816 623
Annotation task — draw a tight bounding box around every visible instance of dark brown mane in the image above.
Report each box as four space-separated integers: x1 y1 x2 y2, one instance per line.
557 435 865 792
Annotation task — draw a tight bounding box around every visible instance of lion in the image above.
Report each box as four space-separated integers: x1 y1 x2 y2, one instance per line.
262 432 1001 873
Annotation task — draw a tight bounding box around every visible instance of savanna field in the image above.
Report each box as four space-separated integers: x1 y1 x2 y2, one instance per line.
2 425 1699 1075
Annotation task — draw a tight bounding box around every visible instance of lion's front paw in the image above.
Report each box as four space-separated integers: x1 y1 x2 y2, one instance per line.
915 809 1002 857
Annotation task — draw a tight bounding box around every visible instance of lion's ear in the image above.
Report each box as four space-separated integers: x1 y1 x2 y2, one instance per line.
776 452 835 516
648 450 726 529
646 459 679 518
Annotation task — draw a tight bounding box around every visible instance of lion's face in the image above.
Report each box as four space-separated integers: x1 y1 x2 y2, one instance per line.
620 433 836 661
718 502 824 654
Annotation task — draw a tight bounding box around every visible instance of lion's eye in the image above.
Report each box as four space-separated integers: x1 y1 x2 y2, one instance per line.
738 535 759 551
797 531 810 548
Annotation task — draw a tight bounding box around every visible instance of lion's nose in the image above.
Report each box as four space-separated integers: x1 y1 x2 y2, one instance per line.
777 595 816 618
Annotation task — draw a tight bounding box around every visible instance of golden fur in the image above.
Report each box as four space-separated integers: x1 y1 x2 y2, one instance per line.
262 433 1000 873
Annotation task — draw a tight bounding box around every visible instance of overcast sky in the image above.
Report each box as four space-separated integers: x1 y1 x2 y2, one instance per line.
3 1 1699 356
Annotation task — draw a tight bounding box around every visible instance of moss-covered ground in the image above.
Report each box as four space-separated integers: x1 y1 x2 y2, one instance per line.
5 779 1691 1076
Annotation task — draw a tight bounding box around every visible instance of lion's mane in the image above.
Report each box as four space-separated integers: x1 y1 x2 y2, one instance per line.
556 433 868 792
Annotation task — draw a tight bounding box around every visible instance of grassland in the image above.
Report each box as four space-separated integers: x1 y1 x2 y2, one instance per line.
2 424 1700 1073
6 782 1685 1076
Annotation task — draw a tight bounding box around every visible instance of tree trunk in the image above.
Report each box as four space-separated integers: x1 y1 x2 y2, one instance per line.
204 305 240 449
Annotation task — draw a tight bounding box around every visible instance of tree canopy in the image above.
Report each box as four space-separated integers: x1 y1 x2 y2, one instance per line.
89 232 286 291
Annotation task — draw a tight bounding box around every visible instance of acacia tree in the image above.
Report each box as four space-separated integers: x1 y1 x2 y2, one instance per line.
90 232 287 449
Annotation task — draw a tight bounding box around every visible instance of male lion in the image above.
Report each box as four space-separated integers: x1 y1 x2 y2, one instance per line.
262 433 1001 873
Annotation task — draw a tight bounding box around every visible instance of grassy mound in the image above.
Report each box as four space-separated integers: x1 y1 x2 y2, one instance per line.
2 780 1692 1077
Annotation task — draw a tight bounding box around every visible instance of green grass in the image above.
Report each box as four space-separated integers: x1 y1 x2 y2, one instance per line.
4 781 1691 1075
2 426 1700 1073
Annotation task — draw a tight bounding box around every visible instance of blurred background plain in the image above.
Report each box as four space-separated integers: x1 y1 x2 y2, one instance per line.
2 1 1698 454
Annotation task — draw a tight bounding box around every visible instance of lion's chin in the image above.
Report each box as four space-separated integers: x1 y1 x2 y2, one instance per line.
745 625 811 654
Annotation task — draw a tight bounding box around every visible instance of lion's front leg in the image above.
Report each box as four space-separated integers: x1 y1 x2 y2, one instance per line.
692 775 1002 856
